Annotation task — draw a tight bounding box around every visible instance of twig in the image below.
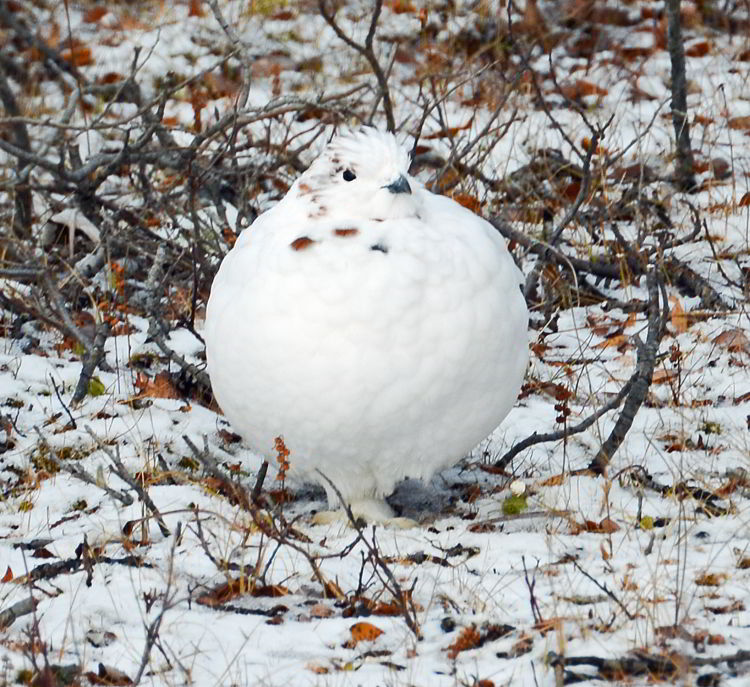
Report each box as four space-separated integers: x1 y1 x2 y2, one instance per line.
252 460 269 502
496 374 636 469
183 437 347 599
316 470 421 637
206 0 252 110
183 435 253 512
32 427 134 506
571 560 634 620
49 374 77 428
588 270 668 473
523 127 607 301
318 0 395 131
521 555 543 624
0 597 37 630
0 64 32 237
71 321 110 406
86 427 171 537
133 522 182 685
144 243 212 392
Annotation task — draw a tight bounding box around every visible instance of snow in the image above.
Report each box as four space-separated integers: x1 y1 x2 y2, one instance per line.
2 0 750 685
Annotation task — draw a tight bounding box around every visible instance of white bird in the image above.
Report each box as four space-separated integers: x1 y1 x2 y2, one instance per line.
204 128 528 523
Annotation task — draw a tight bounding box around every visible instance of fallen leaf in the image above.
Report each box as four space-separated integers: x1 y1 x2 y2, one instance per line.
594 334 630 350
728 116 750 130
349 621 384 644
670 297 688 333
85 664 133 686
446 625 481 659
696 572 725 586
685 40 711 57
306 663 329 674
1 567 12 583
560 80 608 100
308 603 334 618
713 328 750 353
651 368 678 385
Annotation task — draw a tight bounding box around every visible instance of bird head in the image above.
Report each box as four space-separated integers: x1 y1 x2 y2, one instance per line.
293 128 418 221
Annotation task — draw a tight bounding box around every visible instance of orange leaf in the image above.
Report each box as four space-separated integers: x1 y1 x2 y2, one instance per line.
83 7 109 22
651 368 678 385
449 192 482 214
685 41 711 57
593 334 630 350
446 625 481 659
728 116 750 131
60 44 93 67
739 192 750 207
713 328 750 353
560 80 608 100
306 663 329 674
349 621 384 643
670 297 688 333
136 371 181 400
540 473 567 487
387 0 416 12
1 566 12 583
598 517 620 533
423 120 473 139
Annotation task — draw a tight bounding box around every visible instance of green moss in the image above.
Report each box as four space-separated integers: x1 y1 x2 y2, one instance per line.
88 376 106 397
699 421 721 435
502 494 528 516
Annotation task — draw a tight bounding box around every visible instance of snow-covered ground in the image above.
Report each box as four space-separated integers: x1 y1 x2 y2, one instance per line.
1 1 750 685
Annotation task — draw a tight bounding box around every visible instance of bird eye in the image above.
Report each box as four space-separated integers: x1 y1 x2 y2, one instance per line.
342 169 356 182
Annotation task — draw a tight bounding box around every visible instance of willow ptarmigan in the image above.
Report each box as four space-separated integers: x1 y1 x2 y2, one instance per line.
204 128 528 524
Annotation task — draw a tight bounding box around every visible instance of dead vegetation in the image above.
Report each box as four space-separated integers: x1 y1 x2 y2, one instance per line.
1 0 750 684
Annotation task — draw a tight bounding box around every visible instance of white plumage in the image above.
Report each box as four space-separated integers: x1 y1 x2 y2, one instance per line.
204 128 528 522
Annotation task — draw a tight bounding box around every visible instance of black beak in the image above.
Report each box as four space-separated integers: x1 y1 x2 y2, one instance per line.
384 174 411 195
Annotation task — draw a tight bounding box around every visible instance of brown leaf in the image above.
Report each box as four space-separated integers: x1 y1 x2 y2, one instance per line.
349 621 384 644
306 663 329 674
685 40 712 57
670 297 689 333
196 576 288 606
713 328 750 353
695 572 724 586
60 43 93 67
188 0 204 17
85 664 133 686
706 600 744 615
509 634 533 657
424 121 473 139
560 80 608 100
728 116 750 131
323 579 345 600
598 517 620 533
387 0 416 13
593 333 631 350
651 368 678 385
308 603 334 618
446 625 481 659
31 547 56 559
540 473 567 487
83 7 109 22
1 566 12 583
449 192 482 214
